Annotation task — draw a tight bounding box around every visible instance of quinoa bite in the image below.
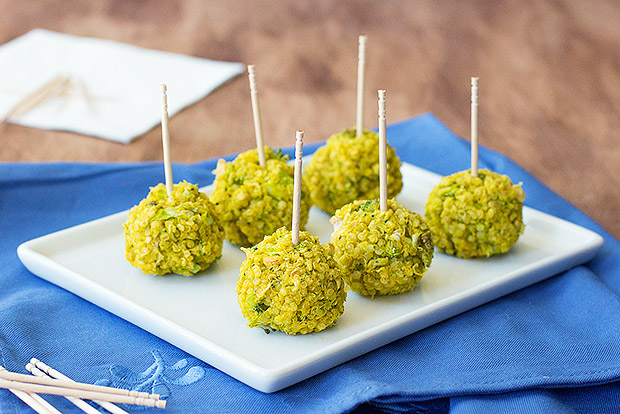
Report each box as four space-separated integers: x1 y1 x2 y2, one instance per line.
304 128 403 215
209 147 312 247
331 199 434 297
424 169 525 259
123 181 224 276
236 227 347 335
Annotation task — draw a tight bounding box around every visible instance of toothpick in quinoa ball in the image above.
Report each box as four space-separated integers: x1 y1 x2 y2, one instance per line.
123 85 224 276
305 38 402 215
210 65 311 247
329 91 432 297
423 78 525 259
236 131 347 335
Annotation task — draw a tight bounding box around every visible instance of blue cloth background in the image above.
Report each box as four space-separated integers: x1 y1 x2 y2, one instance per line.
1 113 619 413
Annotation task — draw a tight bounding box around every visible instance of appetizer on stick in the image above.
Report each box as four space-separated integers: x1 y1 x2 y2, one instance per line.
236 132 347 335
210 66 311 247
331 91 433 297
124 85 224 276
305 36 403 215
424 78 525 258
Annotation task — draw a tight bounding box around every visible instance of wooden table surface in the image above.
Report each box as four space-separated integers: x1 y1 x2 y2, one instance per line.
1 0 619 239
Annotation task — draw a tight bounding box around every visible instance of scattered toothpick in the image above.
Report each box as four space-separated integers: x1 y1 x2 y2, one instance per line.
1 75 71 124
378 90 387 212
0 363 164 408
356 35 368 137
0 366 56 414
471 77 479 177
0 379 165 408
30 359 129 414
291 130 304 245
161 84 173 197
26 363 100 414
7 390 53 414
248 65 266 167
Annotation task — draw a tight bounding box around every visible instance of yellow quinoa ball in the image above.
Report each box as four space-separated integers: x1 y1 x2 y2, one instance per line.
304 128 403 215
331 199 434 297
123 181 224 276
209 147 312 247
424 169 525 259
236 227 347 335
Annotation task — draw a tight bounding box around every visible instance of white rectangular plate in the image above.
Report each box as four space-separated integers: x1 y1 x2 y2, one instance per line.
17 163 603 393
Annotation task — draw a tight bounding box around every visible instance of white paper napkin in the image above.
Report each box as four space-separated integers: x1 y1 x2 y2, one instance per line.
0 29 245 143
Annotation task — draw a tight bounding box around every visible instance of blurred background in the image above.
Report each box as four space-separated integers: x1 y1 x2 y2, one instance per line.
1 0 619 239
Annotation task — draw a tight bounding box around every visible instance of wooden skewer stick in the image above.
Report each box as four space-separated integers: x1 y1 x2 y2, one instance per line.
471 77 479 178
0 378 166 408
161 84 174 197
248 65 266 167
291 130 304 245
356 35 368 137
26 364 98 414
378 90 388 212
30 359 131 414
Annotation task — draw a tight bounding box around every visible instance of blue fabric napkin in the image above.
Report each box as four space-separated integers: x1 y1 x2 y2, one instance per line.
1 113 619 413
